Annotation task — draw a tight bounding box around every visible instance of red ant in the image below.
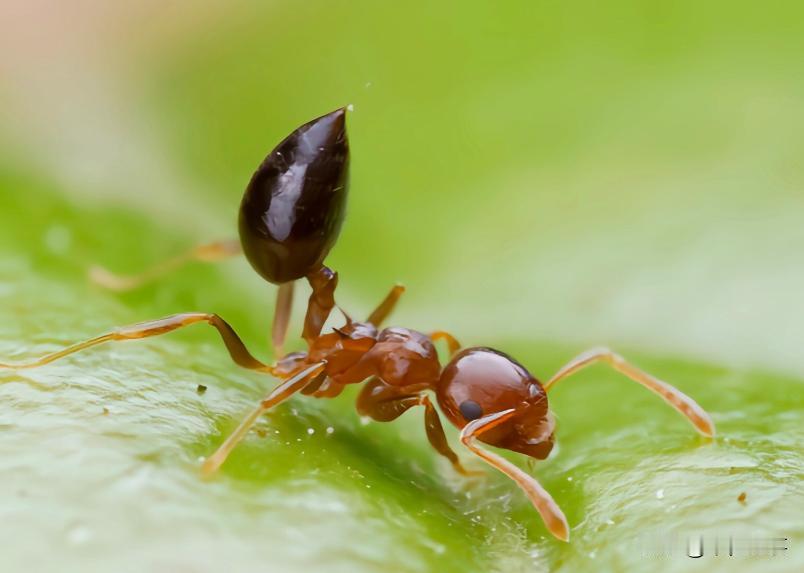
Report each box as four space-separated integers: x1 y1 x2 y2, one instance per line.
0 108 716 541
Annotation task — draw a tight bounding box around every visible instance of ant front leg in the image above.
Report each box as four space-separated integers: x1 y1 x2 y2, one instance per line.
356 377 477 476
89 239 241 291
460 409 570 541
0 313 270 373
544 347 716 437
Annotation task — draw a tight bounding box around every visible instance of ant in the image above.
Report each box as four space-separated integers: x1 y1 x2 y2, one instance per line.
0 108 716 541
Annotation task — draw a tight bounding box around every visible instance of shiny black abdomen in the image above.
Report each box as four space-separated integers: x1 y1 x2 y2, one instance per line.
239 108 349 284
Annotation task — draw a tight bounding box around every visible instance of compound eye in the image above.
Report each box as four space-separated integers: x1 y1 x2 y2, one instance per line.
459 399 483 421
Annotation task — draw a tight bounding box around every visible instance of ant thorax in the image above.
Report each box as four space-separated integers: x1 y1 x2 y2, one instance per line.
301 324 442 389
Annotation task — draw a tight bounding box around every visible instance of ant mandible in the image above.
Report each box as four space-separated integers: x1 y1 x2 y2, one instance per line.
0 108 716 541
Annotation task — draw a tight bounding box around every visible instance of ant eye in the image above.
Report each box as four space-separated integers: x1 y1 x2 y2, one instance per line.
459 400 483 421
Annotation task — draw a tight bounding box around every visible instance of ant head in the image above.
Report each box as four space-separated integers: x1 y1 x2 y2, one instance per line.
436 348 555 459
239 108 349 284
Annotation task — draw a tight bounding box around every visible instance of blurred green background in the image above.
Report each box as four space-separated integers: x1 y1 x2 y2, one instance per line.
0 1 801 572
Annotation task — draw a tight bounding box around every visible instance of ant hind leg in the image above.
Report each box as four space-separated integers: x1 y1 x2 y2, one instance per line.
0 313 270 372
89 239 241 291
89 237 292 360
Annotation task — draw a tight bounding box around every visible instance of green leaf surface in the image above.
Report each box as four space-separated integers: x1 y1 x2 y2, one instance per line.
1 2 802 572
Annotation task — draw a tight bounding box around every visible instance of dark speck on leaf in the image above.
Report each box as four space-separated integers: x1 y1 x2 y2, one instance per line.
196 384 208 395
737 491 747 503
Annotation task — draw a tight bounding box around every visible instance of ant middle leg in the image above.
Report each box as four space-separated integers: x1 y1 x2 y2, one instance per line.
543 347 715 437
0 313 271 372
89 239 241 292
363 288 459 359
367 285 405 326
356 377 477 475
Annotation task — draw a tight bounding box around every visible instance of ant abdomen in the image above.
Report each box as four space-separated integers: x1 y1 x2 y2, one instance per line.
239 108 350 284
437 347 555 459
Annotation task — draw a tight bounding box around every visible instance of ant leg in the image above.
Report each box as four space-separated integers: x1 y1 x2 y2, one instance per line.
355 377 425 419
421 394 483 476
367 285 405 326
89 239 241 291
201 361 326 475
302 266 338 344
460 409 570 541
356 377 476 475
311 377 348 398
0 313 270 372
272 282 295 359
543 347 715 437
430 331 461 356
